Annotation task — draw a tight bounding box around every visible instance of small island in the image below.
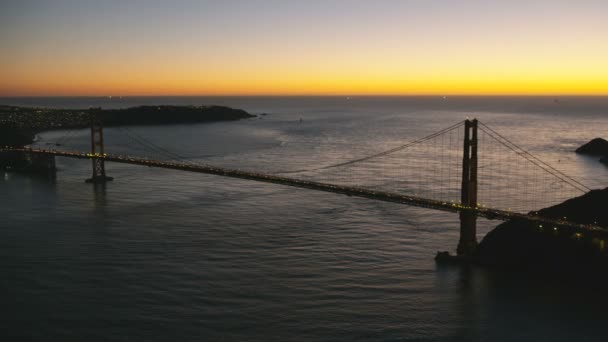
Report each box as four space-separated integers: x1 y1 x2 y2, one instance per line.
0 105 255 146
575 138 608 167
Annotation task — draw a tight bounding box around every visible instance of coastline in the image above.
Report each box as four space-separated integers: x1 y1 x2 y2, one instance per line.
473 187 608 279
0 104 255 146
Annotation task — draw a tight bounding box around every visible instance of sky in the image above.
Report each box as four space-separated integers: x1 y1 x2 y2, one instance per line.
1 0 608 96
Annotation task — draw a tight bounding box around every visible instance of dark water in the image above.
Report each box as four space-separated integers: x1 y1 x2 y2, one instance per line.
1 96 607 341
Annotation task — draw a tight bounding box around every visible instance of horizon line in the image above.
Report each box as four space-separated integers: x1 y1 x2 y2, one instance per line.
2 93 608 98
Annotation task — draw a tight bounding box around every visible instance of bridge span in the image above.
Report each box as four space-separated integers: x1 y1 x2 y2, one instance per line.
2 147 605 239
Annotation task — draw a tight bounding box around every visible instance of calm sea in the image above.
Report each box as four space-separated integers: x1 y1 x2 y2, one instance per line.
1 96 607 341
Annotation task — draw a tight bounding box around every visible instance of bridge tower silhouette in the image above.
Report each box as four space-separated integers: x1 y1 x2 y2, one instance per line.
458 119 478 257
85 108 113 184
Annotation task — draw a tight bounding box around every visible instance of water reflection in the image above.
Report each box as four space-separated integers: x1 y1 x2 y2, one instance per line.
92 183 107 208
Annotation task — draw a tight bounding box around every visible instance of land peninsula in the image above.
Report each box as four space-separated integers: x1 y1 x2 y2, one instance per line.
473 187 608 280
0 105 255 146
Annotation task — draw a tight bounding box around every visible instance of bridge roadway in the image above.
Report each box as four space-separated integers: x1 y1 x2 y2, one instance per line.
4 148 606 237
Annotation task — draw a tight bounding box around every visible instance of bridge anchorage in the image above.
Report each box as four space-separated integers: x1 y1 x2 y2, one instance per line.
85 108 113 184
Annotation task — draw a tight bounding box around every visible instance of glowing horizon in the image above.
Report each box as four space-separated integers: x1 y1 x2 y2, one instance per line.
2 0 608 97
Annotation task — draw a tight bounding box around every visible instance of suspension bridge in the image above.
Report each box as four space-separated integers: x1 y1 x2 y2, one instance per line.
1 113 605 257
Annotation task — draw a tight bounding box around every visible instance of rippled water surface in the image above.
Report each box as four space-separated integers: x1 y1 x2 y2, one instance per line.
1 97 607 341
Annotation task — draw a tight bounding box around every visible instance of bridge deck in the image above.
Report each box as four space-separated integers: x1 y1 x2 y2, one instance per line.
4 148 606 236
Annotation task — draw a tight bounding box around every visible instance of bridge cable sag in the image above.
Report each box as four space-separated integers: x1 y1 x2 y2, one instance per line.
117 127 200 166
274 120 466 175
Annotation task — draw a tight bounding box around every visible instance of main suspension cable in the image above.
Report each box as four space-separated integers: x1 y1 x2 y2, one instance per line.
275 120 465 174
478 123 590 193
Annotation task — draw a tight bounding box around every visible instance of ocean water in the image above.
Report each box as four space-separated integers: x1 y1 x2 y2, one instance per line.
1 96 607 341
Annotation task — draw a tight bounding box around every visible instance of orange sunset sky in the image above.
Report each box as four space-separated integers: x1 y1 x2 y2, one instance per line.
2 0 608 96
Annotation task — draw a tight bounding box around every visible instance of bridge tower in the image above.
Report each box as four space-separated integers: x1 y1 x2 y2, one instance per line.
457 119 478 257
85 108 113 183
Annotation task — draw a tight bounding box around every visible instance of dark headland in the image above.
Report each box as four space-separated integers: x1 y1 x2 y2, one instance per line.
0 105 255 146
474 187 608 280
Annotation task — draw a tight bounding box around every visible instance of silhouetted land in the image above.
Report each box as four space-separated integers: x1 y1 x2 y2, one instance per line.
576 138 608 167
475 187 608 279
0 105 255 146
576 138 608 155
